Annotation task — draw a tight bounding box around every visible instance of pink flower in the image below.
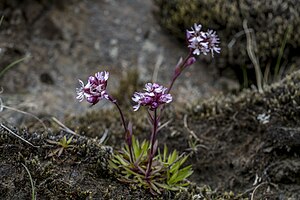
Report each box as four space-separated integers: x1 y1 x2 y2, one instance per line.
186 23 220 57
132 83 172 111
76 71 110 105
186 23 203 43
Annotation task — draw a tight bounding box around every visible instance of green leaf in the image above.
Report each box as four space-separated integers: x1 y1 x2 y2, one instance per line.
136 176 145 186
123 145 131 158
150 165 164 176
169 161 180 174
108 160 119 169
141 140 149 153
176 182 190 187
67 136 73 145
132 136 140 159
157 148 163 163
169 154 188 173
163 144 168 163
155 182 180 191
115 155 130 166
168 150 178 164
149 181 161 195
123 166 143 177
154 182 172 190
168 171 179 185
59 136 67 147
135 148 146 165
111 158 121 165
172 166 193 183
136 165 146 175
178 155 188 167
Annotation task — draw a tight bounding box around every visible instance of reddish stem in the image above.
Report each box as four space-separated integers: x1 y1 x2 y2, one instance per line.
145 109 158 178
167 51 192 94
109 95 134 163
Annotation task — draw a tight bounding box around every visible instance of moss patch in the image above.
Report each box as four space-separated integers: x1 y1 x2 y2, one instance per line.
2 70 300 198
154 0 300 86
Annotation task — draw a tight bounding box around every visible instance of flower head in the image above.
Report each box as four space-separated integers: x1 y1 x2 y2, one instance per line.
186 23 220 57
132 83 172 111
76 71 110 105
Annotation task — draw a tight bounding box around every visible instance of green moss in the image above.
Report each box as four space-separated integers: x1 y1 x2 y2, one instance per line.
2 70 300 198
191 70 300 121
112 68 141 107
154 0 300 85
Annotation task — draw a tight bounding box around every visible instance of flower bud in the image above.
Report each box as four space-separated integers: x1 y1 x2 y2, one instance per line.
184 56 196 68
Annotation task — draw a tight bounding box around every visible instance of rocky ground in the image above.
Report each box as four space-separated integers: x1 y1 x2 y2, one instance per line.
1 0 299 199
0 0 225 124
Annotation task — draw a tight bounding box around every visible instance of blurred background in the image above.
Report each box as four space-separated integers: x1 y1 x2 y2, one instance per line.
0 0 299 125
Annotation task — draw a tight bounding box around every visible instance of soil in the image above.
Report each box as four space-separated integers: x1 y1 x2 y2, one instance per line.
1 0 300 200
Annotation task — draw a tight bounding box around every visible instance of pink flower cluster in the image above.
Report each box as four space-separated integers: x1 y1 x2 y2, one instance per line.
76 71 109 105
132 83 172 111
186 23 220 57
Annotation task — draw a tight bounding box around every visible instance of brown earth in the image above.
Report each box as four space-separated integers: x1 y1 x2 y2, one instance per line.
1 0 300 199
1 70 300 199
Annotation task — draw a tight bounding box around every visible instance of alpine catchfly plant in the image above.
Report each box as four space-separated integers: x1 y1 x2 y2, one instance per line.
76 71 110 105
132 83 172 111
186 23 220 57
76 71 128 134
77 23 220 195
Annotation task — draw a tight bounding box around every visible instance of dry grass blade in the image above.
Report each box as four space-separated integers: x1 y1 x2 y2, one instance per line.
99 129 109 144
243 19 264 93
0 15 4 26
0 56 28 79
157 119 172 132
21 163 36 200
152 53 164 83
1 105 47 131
1 89 47 131
0 87 3 112
183 114 200 141
1 124 38 148
51 117 78 136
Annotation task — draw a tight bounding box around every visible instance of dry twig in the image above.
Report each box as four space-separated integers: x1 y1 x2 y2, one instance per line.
0 123 38 148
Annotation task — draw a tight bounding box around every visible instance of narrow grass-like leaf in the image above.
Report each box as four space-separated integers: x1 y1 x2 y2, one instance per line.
170 155 188 173
132 136 140 159
168 150 178 164
115 155 130 166
163 145 168 163
168 171 179 185
108 160 119 169
136 164 146 175
0 56 28 79
173 166 193 183
149 181 161 195
67 136 73 144
122 145 131 158
123 166 143 177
